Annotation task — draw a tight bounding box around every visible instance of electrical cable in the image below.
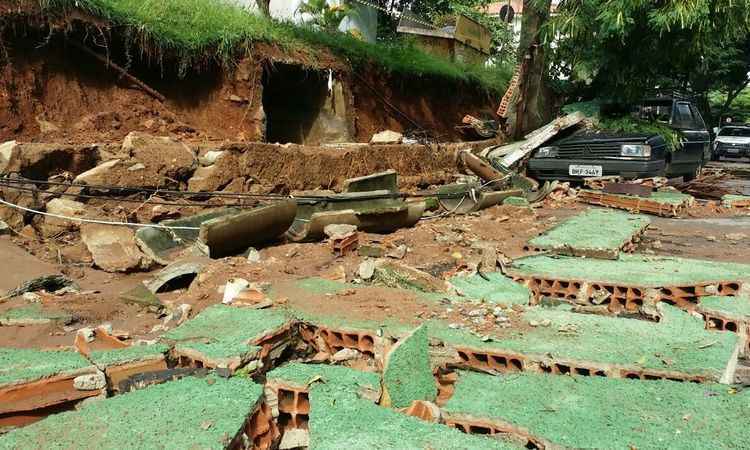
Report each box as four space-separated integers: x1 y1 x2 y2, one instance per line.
0 197 201 230
0 181 254 208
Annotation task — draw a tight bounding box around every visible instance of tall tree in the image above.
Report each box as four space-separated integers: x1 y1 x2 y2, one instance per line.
548 0 750 113
515 0 554 136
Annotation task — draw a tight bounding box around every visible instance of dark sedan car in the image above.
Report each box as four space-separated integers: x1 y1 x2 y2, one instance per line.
527 98 710 181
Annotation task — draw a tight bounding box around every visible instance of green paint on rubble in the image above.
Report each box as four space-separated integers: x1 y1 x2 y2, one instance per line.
293 277 351 295
445 370 750 449
267 362 380 394
722 194 750 207
699 296 750 318
450 273 531 305
583 190 692 205
429 304 737 376
0 304 72 325
383 324 436 408
90 344 169 368
0 347 92 386
648 191 694 205
308 383 516 450
162 304 290 362
502 196 529 206
528 208 650 256
0 375 262 450
510 253 750 287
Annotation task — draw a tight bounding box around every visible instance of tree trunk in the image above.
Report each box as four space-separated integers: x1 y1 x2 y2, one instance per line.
256 0 270 16
513 0 553 138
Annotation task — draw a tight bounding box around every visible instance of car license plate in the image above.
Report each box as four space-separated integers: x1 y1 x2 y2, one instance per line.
569 165 603 177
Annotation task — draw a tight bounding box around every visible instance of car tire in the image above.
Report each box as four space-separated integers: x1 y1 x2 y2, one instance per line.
684 161 703 181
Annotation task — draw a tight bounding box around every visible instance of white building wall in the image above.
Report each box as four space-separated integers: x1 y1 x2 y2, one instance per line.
233 0 377 43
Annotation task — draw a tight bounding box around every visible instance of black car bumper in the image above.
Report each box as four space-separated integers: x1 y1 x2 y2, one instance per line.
714 142 750 158
527 158 666 181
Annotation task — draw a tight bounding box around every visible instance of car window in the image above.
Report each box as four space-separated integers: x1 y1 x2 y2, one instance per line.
672 103 695 128
718 127 750 137
689 105 706 130
636 102 672 123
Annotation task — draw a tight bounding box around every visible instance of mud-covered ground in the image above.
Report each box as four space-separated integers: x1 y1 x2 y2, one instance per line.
1 172 749 350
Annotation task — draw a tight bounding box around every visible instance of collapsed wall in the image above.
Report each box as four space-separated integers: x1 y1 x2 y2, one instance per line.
0 2 498 145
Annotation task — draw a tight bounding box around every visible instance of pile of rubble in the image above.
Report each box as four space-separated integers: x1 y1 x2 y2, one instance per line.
1 121 750 449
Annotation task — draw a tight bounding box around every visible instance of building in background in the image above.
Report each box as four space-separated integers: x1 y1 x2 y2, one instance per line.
482 1 560 39
237 0 377 43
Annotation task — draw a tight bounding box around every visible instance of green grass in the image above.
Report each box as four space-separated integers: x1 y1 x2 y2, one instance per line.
35 0 510 92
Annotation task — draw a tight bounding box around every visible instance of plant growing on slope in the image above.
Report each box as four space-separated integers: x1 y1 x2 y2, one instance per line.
298 0 353 32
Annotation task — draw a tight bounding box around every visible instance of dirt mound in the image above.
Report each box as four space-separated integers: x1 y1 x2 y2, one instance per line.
191 140 492 192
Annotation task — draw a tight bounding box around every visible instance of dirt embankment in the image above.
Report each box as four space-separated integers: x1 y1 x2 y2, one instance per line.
0 3 499 145
194 140 493 192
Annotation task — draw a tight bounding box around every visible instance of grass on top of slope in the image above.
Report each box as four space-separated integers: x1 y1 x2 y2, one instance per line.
37 0 510 92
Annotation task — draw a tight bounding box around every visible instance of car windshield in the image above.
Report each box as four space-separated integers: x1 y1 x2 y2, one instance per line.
635 101 672 123
718 127 750 137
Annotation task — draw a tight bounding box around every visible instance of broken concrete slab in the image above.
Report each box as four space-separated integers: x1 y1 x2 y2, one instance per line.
40 198 87 236
370 130 403 145
1 143 100 179
722 194 750 208
0 141 15 175
437 184 523 214
1 273 77 300
143 256 208 293
696 296 750 356
343 170 398 193
80 224 152 272
373 261 453 294
161 304 293 373
0 303 72 326
265 363 382 427
307 378 512 450
198 200 297 258
382 324 436 408
88 344 169 393
134 208 240 265
0 375 267 449
0 348 103 426
528 208 650 259
121 131 197 181
509 253 750 308
323 223 357 240
187 164 219 192
118 283 163 312
449 273 531 306
72 159 122 186
577 189 694 217
287 192 424 242
431 303 740 383
444 370 750 449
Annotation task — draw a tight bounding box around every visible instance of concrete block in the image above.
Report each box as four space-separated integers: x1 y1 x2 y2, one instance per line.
199 200 297 258
343 170 398 193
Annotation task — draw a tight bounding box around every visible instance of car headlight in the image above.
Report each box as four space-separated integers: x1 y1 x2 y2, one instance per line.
535 146 558 158
621 144 651 157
